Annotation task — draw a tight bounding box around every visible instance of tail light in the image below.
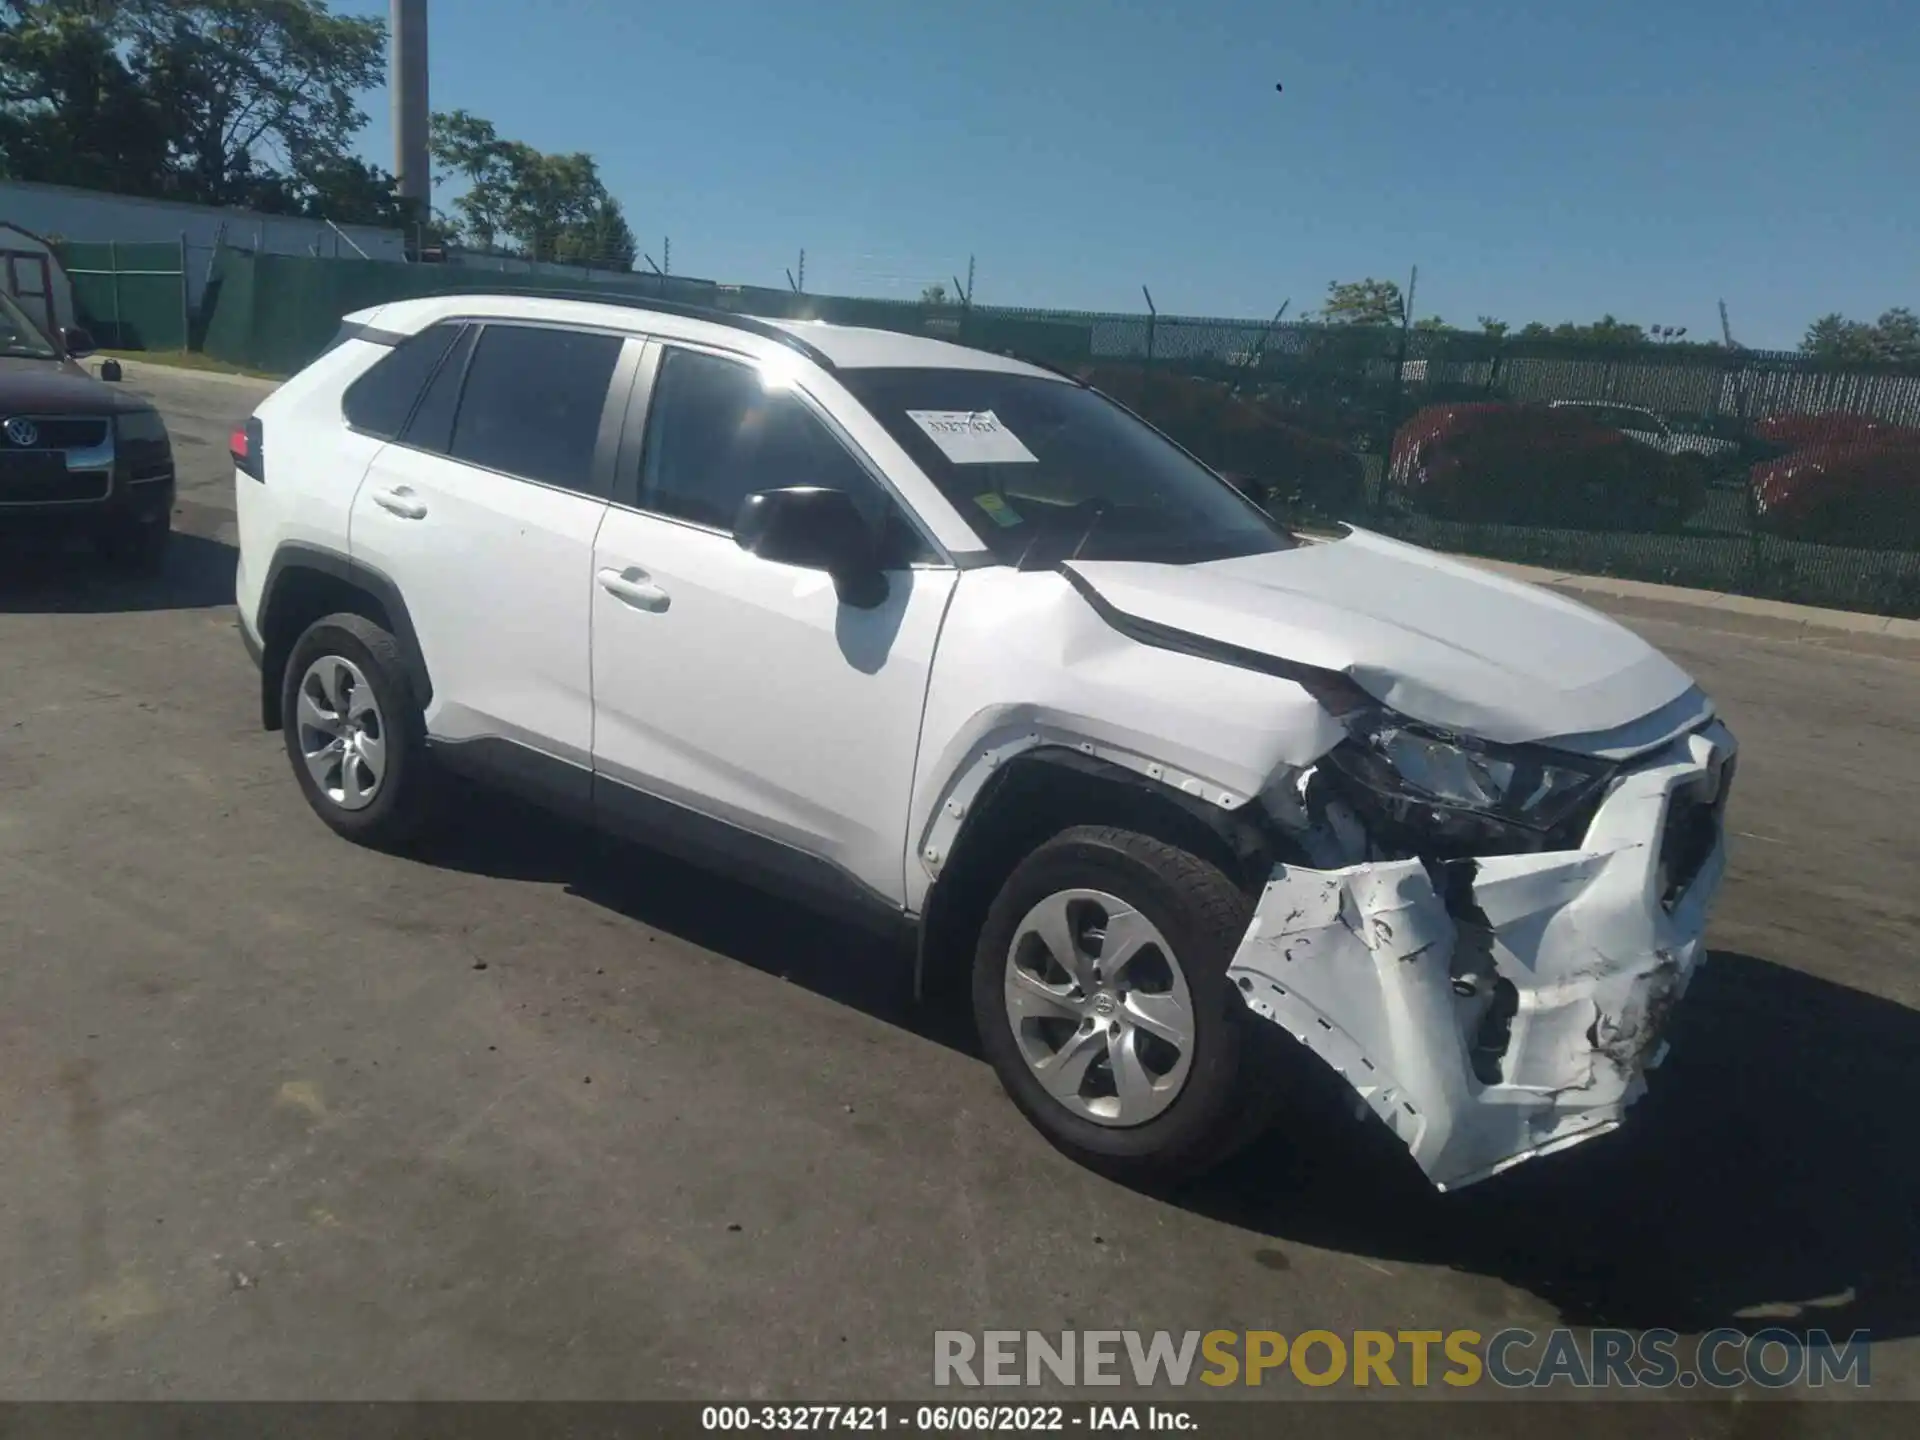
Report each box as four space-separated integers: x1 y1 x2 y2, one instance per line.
231 417 264 481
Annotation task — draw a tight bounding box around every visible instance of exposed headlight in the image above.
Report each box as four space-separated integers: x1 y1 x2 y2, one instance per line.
1302 678 1616 851
114 408 170 444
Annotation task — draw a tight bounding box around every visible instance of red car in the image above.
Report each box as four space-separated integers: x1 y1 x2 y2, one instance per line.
1751 412 1920 453
1076 365 1365 514
1749 439 1920 544
1389 402 1706 529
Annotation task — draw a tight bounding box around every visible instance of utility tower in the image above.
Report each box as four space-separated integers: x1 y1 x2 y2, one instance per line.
391 0 430 216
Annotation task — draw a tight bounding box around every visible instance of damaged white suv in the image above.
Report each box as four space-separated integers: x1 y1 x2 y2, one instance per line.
234 293 1735 1192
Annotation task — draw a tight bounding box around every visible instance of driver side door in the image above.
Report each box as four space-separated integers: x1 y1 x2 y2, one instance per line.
589 341 958 923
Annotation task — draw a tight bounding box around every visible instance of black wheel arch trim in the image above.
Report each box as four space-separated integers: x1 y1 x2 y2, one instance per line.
257 541 434 730
913 745 1289 1001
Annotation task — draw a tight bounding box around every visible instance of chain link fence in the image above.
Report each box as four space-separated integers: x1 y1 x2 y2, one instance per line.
195 247 1920 617
55 240 190 350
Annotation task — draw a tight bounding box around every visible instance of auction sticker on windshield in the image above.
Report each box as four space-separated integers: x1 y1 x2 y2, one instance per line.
906 409 1039 464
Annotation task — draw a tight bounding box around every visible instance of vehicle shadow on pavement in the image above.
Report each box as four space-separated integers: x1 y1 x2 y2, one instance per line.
401 799 1920 1342
0 530 235 614
1181 949 1920 1341
415 789 979 1054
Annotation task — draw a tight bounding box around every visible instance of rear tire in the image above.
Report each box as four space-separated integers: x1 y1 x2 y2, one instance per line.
281 613 438 851
972 825 1273 1183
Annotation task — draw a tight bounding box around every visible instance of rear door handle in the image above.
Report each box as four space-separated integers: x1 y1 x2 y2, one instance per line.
370 485 428 520
597 566 671 613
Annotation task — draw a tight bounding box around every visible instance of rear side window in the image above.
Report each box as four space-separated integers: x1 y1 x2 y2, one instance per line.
449 324 623 495
341 323 463 438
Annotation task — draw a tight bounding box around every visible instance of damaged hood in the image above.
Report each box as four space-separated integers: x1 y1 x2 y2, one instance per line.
1063 528 1700 749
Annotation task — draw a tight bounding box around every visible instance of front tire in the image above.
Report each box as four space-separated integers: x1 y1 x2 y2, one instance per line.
972 825 1271 1183
281 613 438 850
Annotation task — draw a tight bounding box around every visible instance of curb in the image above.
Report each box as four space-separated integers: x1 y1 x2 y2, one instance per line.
102 357 282 392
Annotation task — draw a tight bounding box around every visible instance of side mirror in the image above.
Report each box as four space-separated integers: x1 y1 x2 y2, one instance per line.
734 486 888 607
61 326 97 359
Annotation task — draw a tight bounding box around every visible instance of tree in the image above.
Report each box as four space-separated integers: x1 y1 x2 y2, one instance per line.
1877 307 1920 363
1321 277 1405 326
1 0 394 220
1511 315 1648 346
1802 308 1920 364
1413 315 1447 331
429 109 636 269
920 282 949 306
553 194 636 270
123 0 385 207
428 108 512 250
0 2 172 192
1477 316 1509 339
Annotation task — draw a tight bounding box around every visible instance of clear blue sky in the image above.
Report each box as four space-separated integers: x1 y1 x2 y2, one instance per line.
336 0 1916 349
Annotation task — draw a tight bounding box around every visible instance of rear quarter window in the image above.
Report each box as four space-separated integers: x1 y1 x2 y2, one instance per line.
341 323 464 439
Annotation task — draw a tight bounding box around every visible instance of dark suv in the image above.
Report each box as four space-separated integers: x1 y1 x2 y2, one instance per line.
0 290 174 571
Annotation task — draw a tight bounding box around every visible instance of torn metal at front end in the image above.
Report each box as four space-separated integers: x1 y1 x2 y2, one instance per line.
1228 720 1737 1191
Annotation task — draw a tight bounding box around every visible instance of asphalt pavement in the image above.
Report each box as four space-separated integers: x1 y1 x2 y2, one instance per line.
1 362 1915 1414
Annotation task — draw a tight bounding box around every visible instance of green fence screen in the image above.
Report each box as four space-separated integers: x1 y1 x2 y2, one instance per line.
196 248 1920 618
198 248 719 377
56 240 189 350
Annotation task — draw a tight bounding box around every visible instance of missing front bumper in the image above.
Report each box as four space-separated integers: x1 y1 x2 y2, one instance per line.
1228 720 1736 1191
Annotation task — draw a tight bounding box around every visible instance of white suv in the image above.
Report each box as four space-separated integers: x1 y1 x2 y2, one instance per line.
233 292 1736 1191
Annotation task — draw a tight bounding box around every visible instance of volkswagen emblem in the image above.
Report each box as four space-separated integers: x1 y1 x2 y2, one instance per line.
4 417 39 448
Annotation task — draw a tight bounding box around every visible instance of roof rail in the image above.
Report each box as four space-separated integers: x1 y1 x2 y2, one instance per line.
419 286 838 371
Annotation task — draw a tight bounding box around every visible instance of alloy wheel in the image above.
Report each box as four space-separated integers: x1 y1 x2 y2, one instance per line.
1003 888 1195 1127
295 654 387 811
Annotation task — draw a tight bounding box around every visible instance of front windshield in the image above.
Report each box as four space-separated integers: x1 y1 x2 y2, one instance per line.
0 290 58 359
837 367 1295 566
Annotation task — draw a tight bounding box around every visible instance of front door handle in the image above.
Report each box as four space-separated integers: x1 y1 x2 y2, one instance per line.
370 485 428 520
597 566 671 613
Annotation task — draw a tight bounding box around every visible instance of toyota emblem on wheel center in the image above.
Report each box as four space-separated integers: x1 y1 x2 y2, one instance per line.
4 417 39 447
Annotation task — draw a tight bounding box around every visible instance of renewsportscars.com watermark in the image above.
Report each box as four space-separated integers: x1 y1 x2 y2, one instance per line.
933 1328 1872 1390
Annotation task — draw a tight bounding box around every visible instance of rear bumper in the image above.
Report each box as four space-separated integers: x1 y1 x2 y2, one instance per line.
1228 719 1736 1191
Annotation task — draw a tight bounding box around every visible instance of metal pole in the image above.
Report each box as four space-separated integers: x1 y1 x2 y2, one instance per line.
1380 266 1417 519
108 239 122 349
1141 285 1158 413
390 0 431 220
178 232 189 351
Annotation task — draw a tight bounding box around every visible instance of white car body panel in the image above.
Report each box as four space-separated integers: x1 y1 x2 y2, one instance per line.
1064 527 1696 748
904 565 1344 914
348 443 607 765
590 506 959 906
234 337 390 642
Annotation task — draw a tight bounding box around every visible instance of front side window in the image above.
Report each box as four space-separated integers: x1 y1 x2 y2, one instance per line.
449 324 624 494
0 288 57 359
639 346 932 563
837 367 1294 567
342 322 463 438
